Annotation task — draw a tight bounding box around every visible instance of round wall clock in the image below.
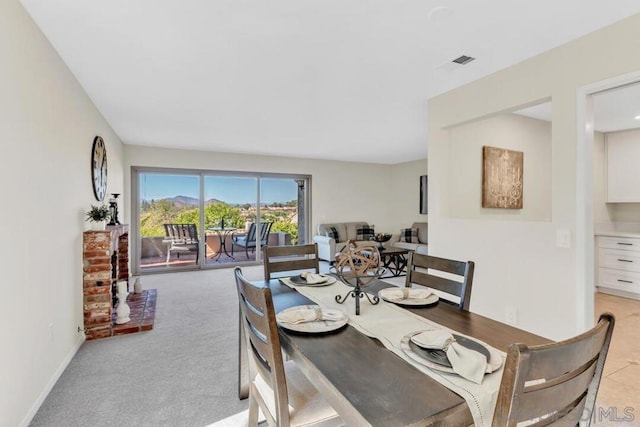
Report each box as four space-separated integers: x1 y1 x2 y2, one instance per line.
91 136 107 201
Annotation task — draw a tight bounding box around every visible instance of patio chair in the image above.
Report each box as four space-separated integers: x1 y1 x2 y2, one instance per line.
493 312 615 426
231 222 273 258
405 252 475 311
163 223 199 265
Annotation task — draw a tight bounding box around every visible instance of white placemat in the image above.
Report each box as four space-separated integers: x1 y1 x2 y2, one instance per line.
280 279 505 427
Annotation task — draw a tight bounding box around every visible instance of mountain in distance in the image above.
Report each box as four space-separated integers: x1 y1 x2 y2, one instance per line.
166 195 198 206
145 195 290 208
161 195 224 207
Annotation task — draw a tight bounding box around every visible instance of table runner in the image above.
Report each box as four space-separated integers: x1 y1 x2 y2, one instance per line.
279 278 505 427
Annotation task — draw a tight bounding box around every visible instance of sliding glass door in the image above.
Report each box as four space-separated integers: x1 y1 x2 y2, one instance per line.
132 168 310 274
203 176 258 265
260 177 302 246
137 172 201 271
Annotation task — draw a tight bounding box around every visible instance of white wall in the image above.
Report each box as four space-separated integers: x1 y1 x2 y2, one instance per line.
610 203 640 222
124 147 426 248
0 2 124 426
428 13 640 341
448 113 552 222
388 158 429 228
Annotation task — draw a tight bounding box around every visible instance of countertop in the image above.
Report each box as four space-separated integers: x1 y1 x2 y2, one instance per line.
595 230 640 238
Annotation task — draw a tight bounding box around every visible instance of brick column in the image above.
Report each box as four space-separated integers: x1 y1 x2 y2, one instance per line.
83 231 114 339
83 225 130 340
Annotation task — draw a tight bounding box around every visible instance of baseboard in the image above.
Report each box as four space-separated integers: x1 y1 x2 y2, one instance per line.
19 335 85 427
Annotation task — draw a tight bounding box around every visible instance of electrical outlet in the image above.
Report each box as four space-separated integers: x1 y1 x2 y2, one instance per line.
505 307 517 325
49 323 54 343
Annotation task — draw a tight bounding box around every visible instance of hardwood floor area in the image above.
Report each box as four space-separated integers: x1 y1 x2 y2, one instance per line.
594 292 640 424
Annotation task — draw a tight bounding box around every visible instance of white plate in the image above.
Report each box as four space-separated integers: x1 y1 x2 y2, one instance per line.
378 288 439 307
288 275 337 287
400 331 460 374
400 331 503 375
276 305 348 334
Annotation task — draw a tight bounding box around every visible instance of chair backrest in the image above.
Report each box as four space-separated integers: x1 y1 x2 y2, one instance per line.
263 244 320 281
243 222 273 246
164 223 199 243
244 223 257 242
234 267 290 426
404 252 474 311
493 313 615 427
259 221 273 245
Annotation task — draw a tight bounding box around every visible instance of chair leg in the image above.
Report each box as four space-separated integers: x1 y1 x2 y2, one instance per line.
166 249 171 265
238 306 249 400
245 246 249 258
247 386 259 427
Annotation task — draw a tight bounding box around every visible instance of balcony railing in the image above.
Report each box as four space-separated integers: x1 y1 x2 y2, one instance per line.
140 232 291 269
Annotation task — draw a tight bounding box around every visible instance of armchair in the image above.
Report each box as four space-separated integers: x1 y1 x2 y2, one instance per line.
231 222 273 258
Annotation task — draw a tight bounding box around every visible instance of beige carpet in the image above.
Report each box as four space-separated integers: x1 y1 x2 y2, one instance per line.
30 265 268 427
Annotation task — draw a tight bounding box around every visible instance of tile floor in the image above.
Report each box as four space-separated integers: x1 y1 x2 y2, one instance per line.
594 292 640 425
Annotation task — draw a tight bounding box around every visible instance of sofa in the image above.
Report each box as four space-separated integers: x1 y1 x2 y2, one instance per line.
313 221 377 262
313 221 428 262
389 222 428 255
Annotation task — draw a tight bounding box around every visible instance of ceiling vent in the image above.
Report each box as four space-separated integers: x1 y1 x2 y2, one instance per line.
452 55 475 65
435 54 477 72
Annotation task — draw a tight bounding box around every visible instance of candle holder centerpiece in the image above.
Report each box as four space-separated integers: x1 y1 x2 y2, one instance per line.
331 241 384 315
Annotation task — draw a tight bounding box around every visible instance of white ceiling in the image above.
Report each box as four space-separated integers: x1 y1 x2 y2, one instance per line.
20 1 640 164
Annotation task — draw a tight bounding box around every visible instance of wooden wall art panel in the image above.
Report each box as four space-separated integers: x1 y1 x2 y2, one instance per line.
482 146 523 209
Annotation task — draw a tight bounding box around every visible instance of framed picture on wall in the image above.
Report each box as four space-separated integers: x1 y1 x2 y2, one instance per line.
420 175 428 214
482 146 523 209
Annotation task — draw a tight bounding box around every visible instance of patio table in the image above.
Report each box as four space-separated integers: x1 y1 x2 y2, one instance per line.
208 227 236 261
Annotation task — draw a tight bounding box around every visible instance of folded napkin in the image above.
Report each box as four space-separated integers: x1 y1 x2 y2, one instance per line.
381 288 433 302
300 272 327 284
411 330 488 384
277 306 345 325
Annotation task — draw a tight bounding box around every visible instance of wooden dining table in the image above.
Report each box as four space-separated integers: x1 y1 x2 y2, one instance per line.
238 278 550 426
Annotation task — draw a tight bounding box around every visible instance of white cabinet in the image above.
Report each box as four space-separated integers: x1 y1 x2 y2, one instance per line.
606 130 640 202
597 235 640 297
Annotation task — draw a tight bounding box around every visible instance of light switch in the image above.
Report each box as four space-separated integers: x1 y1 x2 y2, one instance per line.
556 229 571 248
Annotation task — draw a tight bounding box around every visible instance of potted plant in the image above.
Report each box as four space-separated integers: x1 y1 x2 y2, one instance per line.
86 204 110 230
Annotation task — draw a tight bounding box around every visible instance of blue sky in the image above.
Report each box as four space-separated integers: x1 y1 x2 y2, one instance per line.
139 173 297 204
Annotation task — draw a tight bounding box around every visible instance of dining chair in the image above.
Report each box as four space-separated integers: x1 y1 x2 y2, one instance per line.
231 222 273 258
237 244 319 401
404 252 475 311
264 243 320 281
234 267 342 427
493 312 615 426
